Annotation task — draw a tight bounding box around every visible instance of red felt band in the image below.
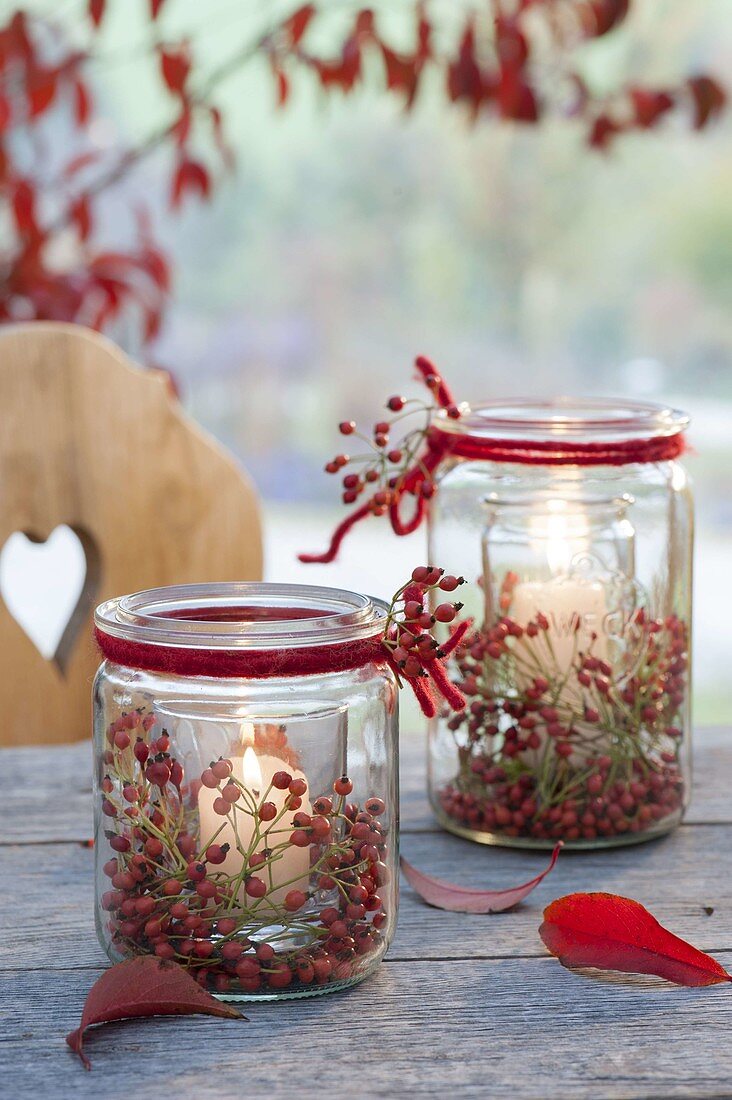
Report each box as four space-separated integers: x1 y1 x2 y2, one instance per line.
95 626 387 679
445 430 687 467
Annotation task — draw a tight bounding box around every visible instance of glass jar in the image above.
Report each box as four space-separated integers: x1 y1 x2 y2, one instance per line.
93 582 398 1000
428 398 693 849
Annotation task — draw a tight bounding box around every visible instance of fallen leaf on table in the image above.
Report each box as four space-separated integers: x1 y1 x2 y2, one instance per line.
400 841 562 913
540 892 732 987
66 956 245 1069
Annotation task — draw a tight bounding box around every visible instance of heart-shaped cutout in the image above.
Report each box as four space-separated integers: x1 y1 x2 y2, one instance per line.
0 525 101 672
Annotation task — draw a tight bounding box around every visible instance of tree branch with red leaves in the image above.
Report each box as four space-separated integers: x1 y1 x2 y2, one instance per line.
0 0 725 353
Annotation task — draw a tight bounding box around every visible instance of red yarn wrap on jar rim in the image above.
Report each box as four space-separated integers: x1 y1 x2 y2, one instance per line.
94 585 468 719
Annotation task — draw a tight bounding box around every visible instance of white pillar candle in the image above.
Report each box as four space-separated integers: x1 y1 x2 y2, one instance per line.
510 577 608 682
198 739 312 908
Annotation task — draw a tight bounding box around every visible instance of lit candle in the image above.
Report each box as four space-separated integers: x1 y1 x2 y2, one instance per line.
507 500 609 685
197 727 312 907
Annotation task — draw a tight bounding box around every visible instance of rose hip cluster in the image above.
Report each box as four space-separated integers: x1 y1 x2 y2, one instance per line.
383 565 465 679
99 718 391 996
324 374 460 515
438 607 688 845
440 756 683 842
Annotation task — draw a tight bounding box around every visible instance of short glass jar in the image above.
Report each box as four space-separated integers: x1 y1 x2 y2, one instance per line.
428 398 693 849
93 582 398 1000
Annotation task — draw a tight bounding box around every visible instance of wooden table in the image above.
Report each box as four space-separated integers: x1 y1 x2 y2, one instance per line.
3 729 732 1099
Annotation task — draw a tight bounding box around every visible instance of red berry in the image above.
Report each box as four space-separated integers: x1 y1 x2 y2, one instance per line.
187 861 207 883
162 879 183 896
245 876 266 898
334 775 353 796
222 781 240 804
201 768 218 789
284 889 307 911
213 797 230 816
217 917 237 936
272 771 292 790
211 759 232 781
289 777 307 797
289 829 310 848
434 603 457 623
387 395 405 411
206 843 228 865
339 421 356 435
258 801 277 822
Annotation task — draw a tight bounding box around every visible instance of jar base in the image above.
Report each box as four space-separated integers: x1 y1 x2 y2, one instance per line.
213 968 375 1003
432 806 684 851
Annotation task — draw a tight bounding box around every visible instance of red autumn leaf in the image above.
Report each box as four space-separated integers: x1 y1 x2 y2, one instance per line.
88 0 105 29
540 893 732 986
12 179 38 236
688 75 727 129
588 113 622 150
284 4 316 46
630 87 674 128
159 45 191 97
381 46 421 107
581 0 629 37
150 0 168 18
447 22 482 112
66 956 244 1069
0 92 10 133
401 842 562 913
170 157 211 208
71 193 92 241
209 105 235 170
73 78 91 126
28 67 57 117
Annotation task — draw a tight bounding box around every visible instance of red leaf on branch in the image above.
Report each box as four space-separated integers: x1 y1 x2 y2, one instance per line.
588 113 622 149
159 45 191 97
28 67 58 117
401 842 562 913
688 75 727 129
12 179 38 236
447 22 483 114
170 157 211 208
209 105 235 169
582 0 629 37
88 0 105 29
284 4 316 46
150 0 168 19
540 893 732 986
0 92 10 133
71 194 92 241
73 79 91 126
630 87 674 128
66 956 244 1069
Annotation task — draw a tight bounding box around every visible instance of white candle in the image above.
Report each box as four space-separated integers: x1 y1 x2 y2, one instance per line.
198 735 312 907
506 499 609 691
510 578 608 681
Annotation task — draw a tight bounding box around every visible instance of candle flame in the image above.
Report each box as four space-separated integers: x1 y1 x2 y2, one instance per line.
242 745 263 790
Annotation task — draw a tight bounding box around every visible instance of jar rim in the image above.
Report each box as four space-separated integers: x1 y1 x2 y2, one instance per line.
433 396 689 443
95 582 388 651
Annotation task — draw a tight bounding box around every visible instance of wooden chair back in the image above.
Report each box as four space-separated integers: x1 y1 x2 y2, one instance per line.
0 322 262 745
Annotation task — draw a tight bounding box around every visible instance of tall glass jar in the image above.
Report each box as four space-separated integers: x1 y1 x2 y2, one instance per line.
428 398 693 849
93 582 398 1000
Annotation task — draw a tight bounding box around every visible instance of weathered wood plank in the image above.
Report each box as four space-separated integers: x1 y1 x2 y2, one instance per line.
2 959 732 1100
2 730 731 844
1 824 728 969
